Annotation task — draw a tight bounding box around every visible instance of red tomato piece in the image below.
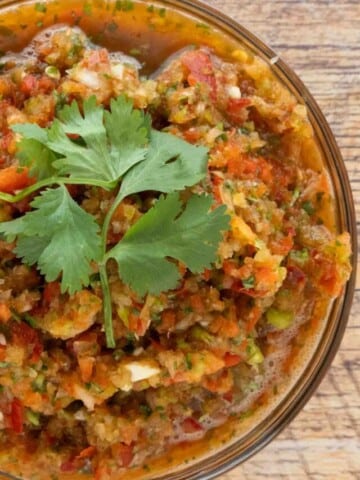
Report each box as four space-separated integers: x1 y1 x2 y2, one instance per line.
11 321 43 362
182 50 217 99
10 398 24 434
227 97 251 112
20 75 38 96
181 417 203 434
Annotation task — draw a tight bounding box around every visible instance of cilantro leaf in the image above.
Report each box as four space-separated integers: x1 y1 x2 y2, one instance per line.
0 185 102 294
107 193 229 296
16 138 57 180
56 95 108 154
104 96 151 176
12 123 57 180
51 96 150 184
12 123 48 143
119 130 208 198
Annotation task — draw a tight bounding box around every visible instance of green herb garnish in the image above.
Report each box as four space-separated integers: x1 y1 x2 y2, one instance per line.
0 96 230 348
139 404 153 418
83 2 92 15
115 0 134 11
242 275 255 289
35 2 47 13
302 200 315 216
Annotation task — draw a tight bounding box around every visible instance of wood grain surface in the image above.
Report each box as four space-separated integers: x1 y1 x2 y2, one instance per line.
199 1 360 479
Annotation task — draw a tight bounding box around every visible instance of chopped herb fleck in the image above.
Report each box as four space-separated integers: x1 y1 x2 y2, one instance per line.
31 374 46 393
129 48 141 56
83 2 92 15
185 353 193 370
35 2 47 13
85 382 103 394
302 200 315 216
139 404 153 417
242 275 255 289
115 0 134 11
107 21 118 32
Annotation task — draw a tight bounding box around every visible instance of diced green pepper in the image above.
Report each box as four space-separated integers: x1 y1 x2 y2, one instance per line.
31 373 46 393
45 66 60 80
266 308 294 329
289 249 309 265
246 339 264 366
190 325 215 344
26 409 40 426
117 306 130 328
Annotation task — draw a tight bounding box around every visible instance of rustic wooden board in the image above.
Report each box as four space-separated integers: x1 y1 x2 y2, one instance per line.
199 0 360 479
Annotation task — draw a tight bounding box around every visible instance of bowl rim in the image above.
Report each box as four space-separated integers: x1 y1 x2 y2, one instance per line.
0 0 357 479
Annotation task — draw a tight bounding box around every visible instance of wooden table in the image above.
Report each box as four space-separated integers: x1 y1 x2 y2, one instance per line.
199 1 360 479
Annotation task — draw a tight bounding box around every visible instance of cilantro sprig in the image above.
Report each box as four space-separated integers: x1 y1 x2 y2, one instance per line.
0 95 229 347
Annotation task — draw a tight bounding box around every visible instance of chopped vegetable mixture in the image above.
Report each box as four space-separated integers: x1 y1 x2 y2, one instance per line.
0 21 351 480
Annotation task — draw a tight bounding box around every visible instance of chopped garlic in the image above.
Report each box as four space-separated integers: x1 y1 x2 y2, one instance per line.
226 85 242 99
111 63 125 80
73 385 95 411
72 69 101 89
125 361 160 383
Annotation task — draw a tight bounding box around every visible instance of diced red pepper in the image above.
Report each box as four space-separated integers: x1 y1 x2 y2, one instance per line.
223 390 234 403
60 459 77 473
10 398 24 434
286 265 306 288
181 417 203 434
76 446 96 460
223 352 243 367
0 166 34 194
43 281 61 305
117 443 134 468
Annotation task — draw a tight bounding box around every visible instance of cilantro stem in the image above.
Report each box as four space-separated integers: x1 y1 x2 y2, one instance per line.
0 177 114 203
101 189 126 254
99 262 116 348
99 188 126 348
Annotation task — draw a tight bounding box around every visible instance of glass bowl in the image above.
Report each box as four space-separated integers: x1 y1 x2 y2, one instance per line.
0 0 357 479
